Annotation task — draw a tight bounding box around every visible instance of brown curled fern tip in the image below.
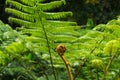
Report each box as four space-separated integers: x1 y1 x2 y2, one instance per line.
56 44 73 80
56 44 66 56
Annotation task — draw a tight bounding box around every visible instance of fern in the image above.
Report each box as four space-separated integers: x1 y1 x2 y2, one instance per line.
5 0 82 80
72 18 120 80
5 0 81 66
4 0 120 80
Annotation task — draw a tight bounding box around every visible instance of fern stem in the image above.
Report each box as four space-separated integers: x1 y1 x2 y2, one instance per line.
41 21 57 80
37 10 57 80
60 55 73 80
103 54 115 80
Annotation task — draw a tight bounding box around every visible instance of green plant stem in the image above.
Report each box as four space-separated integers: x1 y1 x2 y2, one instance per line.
37 10 57 80
60 55 73 80
40 18 57 80
103 55 115 80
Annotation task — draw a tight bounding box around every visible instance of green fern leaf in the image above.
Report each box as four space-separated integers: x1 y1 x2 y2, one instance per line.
45 12 73 20
8 17 35 27
46 20 77 26
103 40 120 55
5 8 35 22
19 0 36 6
36 0 65 11
6 0 35 14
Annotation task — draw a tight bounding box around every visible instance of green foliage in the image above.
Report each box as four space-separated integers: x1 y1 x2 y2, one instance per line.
6 42 27 54
104 40 120 55
0 20 18 48
0 50 8 65
1 0 120 80
4 0 81 80
0 20 50 80
72 17 120 80
91 59 104 70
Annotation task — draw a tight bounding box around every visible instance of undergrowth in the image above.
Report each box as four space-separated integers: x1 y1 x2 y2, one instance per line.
0 0 120 80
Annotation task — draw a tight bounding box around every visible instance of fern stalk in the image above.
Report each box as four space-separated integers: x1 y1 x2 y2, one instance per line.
61 55 73 80
103 54 116 80
37 10 57 80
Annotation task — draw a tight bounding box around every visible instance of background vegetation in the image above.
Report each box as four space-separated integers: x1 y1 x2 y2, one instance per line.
0 0 120 80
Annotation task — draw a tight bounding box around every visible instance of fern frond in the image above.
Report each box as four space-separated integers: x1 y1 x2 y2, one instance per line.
5 8 35 22
44 12 72 20
8 17 34 27
5 0 81 76
6 0 35 14
36 0 65 11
